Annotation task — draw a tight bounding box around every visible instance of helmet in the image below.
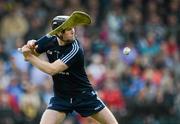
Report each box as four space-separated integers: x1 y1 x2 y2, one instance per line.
51 16 69 30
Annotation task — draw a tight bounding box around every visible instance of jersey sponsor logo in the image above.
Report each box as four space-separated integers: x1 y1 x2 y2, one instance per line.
58 72 70 75
54 50 60 59
47 50 53 54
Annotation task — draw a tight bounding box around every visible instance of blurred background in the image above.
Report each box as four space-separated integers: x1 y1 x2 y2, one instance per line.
0 0 180 124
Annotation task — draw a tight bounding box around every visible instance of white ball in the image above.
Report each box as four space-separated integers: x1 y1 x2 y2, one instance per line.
123 47 131 55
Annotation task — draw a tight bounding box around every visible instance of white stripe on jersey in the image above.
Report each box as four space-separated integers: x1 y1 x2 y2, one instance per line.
61 40 79 63
62 43 77 63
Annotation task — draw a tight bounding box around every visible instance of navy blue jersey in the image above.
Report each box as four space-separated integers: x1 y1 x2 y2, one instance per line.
36 36 93 97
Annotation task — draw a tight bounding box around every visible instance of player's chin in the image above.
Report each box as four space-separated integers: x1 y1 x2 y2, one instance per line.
65 38 74 43
67 37 74 41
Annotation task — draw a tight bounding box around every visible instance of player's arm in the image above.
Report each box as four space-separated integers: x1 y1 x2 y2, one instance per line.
22 45 68 75
28 55 68 75
26 35 55 56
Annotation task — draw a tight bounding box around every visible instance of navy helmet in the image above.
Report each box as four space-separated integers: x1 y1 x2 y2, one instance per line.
51 16 69 30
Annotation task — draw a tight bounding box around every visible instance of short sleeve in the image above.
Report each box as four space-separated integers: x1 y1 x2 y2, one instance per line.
36 35 57 54
59 40 81 67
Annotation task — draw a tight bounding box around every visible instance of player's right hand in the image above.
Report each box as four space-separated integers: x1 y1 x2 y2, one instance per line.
21 45 32 61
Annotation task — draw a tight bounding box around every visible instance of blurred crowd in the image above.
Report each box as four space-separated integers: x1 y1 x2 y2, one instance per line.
0 0 180 124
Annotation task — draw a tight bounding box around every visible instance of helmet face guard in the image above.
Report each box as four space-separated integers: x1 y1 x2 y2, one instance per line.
51 16 69 30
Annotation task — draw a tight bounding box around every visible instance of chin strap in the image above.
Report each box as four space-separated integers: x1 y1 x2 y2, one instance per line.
55 34 63 41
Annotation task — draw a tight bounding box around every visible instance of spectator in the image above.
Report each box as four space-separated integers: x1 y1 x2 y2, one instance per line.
0 0 179 123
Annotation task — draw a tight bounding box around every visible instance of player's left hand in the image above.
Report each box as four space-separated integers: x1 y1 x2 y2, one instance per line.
26 40 39 56
21 45 32 61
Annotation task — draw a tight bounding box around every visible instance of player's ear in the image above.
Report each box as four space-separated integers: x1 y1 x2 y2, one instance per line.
61 30 65 34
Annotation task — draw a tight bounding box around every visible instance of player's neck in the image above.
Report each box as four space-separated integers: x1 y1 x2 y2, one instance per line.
57 38 74 46
57 37 66 46
59 39 66 46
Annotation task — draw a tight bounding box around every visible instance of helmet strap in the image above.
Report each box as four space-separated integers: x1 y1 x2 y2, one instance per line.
56 34 64 41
